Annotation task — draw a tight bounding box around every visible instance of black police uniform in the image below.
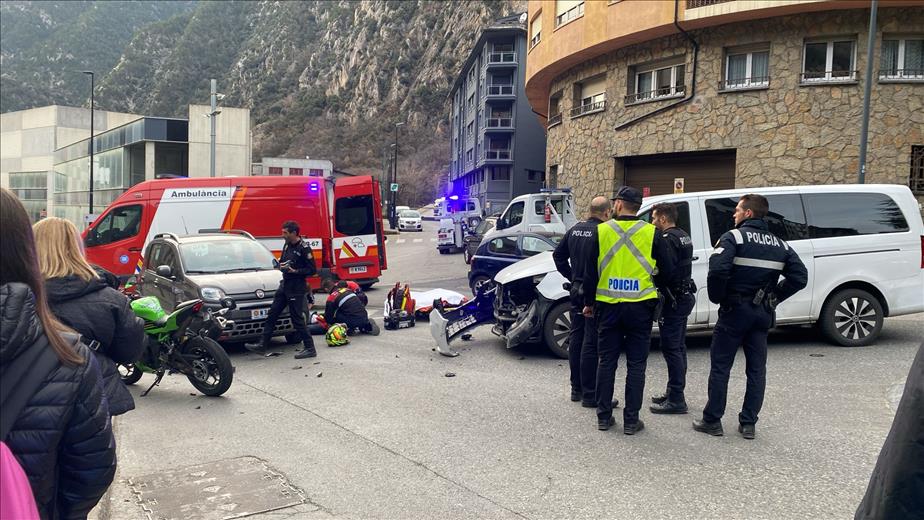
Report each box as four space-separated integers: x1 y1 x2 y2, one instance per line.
701 217 807 429
553 216 603 405
261 238 317 351
584 188 674 432
651 225 696 410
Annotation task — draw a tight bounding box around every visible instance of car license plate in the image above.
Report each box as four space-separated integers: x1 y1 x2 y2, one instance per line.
251 308 268 320
349 266 368 274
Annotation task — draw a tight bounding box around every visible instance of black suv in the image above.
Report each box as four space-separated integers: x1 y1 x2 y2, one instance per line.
135 231 300 343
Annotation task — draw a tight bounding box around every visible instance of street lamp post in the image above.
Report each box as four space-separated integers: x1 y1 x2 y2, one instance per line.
82 71 95 215
390 121 405 229
857 0 878 184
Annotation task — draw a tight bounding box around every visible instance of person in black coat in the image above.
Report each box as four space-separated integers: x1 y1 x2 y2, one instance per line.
0 188 116 519
33 217 145 416
855 342 924 519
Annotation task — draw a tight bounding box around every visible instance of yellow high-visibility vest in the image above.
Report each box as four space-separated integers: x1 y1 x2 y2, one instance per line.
595 219 658 304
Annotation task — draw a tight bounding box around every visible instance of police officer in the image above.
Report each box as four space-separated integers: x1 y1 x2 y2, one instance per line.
247 220 319 359
693 194 807 439
553 196 612 407
583 186 673 435
649 202 696 415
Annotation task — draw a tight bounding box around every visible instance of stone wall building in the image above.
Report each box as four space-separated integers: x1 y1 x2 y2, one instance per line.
525 1 924 211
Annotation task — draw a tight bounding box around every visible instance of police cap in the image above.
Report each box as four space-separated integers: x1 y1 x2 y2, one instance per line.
612 186 643 205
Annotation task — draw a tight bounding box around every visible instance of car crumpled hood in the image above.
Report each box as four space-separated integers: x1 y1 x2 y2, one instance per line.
187 270 282 296
494 251 557 285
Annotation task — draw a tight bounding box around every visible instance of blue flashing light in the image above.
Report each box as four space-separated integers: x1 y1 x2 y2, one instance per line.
309 182 320 192
449 195 459 200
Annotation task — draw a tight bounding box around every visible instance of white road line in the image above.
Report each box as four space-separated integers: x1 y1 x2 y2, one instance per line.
430 238 437 242
396 239 406 244
413 238 423 243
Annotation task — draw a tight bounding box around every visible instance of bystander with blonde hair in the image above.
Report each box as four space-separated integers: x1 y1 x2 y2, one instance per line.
33 217 145 415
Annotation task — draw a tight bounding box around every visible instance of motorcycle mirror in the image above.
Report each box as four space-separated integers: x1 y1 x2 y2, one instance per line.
220 297 236 310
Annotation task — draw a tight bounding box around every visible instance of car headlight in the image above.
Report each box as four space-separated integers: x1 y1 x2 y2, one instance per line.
200 287 225 302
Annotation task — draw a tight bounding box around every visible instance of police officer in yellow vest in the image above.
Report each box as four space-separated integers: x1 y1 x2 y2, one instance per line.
582 186 674 435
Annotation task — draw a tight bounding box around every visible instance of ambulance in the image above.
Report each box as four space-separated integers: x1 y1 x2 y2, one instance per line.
81 175 387 288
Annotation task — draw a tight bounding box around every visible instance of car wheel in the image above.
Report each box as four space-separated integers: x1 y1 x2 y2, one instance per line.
819 289 884 347
470 275 493 295
463 248 472 264
543 301 571 359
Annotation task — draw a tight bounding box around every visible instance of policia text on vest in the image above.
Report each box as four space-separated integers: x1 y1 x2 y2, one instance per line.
582 208 675 433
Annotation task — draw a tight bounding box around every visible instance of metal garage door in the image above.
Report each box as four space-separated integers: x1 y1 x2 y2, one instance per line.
621 150 736 196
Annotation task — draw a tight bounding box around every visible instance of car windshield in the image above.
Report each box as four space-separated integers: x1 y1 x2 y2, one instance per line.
180 239 276 274
400 210 420 218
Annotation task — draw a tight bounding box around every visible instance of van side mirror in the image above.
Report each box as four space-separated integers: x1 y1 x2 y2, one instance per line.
156 265 173 278
496 218 508 231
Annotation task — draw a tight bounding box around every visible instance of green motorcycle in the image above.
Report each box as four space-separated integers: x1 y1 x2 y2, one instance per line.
120 296 235 397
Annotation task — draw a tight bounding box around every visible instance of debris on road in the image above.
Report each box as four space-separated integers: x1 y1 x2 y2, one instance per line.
265 352 281 357
461 333 473 341
317 372 323 378
445 372 456 378
292 366 303 370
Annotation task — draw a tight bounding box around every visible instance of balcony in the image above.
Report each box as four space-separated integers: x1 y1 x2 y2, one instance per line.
487 52 517 67
485 84 516 98
719 76 770 92
485 117 514 130
625 85 686 105
686 0 734 8
569 99 606 118
800 70 859 85
878 68 924 82
547 113 563 128
482 148 513 161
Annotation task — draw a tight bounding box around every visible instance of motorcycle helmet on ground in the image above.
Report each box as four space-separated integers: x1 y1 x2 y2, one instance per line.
325 323 350 347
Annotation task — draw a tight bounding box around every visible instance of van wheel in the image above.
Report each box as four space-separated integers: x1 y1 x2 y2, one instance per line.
819 289 883 347
543 302 571 359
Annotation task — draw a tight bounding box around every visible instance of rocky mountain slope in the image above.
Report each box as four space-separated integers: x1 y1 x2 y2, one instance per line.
1 0 526 205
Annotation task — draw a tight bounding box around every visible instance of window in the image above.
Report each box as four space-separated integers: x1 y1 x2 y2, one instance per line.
534 198 566 216
555 0 584 27
723 47 770 89
466 149 474 162
548 164 559 188
530 14 542 47
488 235 519 256
802 39 856 82
521 236 557 256
548 93 563 126
804 193 909 238
148 244 179 274
335 195 376 236
705 195 808 245
911 145 924 195
491 166 511 181
85 204 142 246
503 201 525 227
309 168 324 177
880 37 924 80
289 168 304 176
629 62 685 103
638 202 692 235
527 170 544 183
268 166 283 176
570 76 606 117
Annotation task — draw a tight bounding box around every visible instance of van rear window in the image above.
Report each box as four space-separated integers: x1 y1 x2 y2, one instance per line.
335 195 375 236
804 193 909 238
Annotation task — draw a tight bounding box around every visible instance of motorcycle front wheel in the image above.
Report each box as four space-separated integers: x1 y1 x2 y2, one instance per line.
183 336 234 396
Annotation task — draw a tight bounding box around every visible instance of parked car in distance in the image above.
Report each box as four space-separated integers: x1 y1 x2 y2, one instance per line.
134 230 301 344
398 210 423 232
491 184 924 359
463 216 498 264
468 231 562 294
395 205 410 215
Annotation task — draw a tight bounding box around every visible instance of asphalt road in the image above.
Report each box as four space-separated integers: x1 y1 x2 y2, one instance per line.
98 221 922 520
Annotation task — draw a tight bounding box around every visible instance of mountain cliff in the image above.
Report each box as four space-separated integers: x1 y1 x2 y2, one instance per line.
1 0 526 205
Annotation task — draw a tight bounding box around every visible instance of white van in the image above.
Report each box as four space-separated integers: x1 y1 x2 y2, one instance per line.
491 184 923 355
488 189 577 239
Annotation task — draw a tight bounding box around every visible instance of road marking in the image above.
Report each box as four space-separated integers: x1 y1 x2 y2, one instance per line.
396 239 406 244
430 238 437 242
413 239 423 243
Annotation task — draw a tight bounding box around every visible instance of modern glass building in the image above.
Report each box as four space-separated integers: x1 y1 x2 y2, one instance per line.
8 171 49 222
53 117 189 224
